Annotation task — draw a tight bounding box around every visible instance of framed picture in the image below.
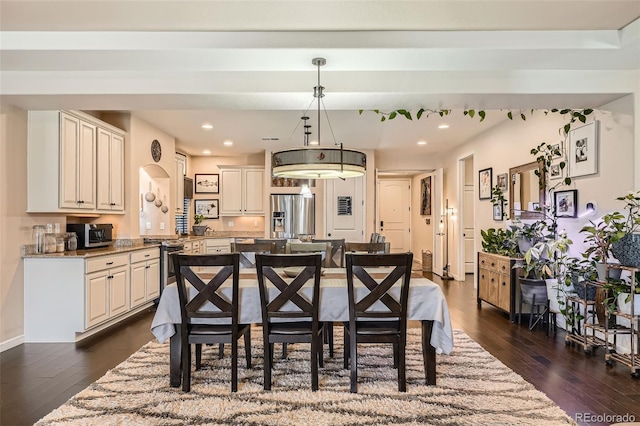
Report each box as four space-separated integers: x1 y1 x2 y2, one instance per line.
478 167 493 200
554 189 577 218
195 174 219 194
568 121 598 178
549 159 564 181
493 203 503 221
195 199 219 219
549 141 563 158
496 173 508 192
420 176 432 215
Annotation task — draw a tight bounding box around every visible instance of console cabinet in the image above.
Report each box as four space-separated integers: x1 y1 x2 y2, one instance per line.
477 252 520 321
27 110 125 214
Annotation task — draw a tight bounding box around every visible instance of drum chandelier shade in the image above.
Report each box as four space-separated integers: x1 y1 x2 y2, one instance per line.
271 58 366 179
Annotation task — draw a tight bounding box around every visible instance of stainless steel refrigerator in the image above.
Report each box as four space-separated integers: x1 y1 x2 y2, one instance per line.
270 194 315 239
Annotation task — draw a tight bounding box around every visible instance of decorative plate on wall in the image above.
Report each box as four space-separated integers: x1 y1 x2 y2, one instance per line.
151 139 162 162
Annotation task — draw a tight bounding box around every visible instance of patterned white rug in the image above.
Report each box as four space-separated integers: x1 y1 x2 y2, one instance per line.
36 328 574 425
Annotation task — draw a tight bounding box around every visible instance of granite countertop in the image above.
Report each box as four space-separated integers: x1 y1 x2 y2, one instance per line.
22 243 160 259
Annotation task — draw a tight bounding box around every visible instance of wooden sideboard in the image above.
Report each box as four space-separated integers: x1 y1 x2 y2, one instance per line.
477 252 520 322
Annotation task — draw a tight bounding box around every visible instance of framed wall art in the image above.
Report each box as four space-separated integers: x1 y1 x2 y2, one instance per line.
478 167 493 200
493 203 503 221
195 199 219 219
420 176 432 215
554 189 577 218
568 121 598 178
496 173 508 192
195 173 219 194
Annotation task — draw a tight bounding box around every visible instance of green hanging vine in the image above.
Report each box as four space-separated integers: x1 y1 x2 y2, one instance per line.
359 108 595 136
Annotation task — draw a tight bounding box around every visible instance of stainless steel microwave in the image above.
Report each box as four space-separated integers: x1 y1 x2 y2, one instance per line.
66 224 113 249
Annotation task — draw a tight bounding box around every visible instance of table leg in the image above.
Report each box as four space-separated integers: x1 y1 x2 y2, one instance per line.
170 333 181 387
421 320 436 385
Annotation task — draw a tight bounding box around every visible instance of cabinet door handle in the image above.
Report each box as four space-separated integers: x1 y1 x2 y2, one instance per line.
106 261 114 265
490 262 495 267
107 275 113 279
502 281 506 286
146 265 150 269
144 254 150 257
490 278 495 283
481 274 485 280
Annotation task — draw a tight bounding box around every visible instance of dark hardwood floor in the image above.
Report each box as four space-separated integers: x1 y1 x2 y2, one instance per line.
3 274 640 425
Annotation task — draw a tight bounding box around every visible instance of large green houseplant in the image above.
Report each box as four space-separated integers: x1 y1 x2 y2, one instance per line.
610 191 640 267
580 212 625 280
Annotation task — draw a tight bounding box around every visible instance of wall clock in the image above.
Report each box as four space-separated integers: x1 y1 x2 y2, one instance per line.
151 139 162 162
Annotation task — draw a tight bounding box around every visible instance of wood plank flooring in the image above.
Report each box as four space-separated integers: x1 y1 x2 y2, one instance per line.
3 274 640 425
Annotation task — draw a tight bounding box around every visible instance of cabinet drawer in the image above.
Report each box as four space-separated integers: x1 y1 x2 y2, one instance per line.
205 238 230 247
478 253 499 272
86 253 128 274
131 247 159 263
192 241 201 250
497 259 511 275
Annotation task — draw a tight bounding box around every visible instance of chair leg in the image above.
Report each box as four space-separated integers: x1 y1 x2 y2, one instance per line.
195 344 202 370
324 322 334 358
231 338 238 393
318 331 324 368
244 329 252 369
311 333 319 391
182 342 191 392
264 333 272 391
218 343 224 359
398 339 406 392
393 343 399 369
282 343 288 359
343 328 350 369
350 333 358 393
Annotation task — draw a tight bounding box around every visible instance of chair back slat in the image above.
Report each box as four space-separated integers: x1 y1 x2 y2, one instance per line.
256 254 322 323
173 253 240 324
254 238 287 254
312 238 346 268
286 242 332 267
345 242 390 254
346 253 413 321
232 242 276 268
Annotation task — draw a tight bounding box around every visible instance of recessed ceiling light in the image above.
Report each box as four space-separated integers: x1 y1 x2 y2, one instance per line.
438 124 450 129
417 141 427 146
223 140 233 146
202 149 211 155
202 123 213 130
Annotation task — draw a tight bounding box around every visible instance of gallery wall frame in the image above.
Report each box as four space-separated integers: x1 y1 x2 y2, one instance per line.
195 199 219 219
554 189 578 218
195 174 219 194
496 173 508 192
421 176 432 215
478 167 493 200
568 121 598 178
493 203 504 221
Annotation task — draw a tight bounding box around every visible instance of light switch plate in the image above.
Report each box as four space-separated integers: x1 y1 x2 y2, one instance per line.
228 221 234 227
160 223 165 230
146 222 152 230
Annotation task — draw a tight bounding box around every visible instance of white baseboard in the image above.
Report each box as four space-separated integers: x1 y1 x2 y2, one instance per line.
1 334 24 352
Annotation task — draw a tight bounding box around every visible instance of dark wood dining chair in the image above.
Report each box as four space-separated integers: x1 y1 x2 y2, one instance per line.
312 238 346 268
172 253 252 392
254 238 287 254
255 253 324 391
231 241 276 268
343 252 413 393
345 242 390 254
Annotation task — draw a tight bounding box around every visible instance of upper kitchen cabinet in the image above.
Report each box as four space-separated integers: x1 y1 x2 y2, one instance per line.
96 128 125 211
27 111 126 214
219 166 264 216
174 153 186 214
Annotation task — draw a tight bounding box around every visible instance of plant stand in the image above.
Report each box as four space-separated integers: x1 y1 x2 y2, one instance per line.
603 264 640 377
564 283 608 354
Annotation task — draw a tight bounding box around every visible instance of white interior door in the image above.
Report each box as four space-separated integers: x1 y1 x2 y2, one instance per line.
464 185 475 273
325 175 365 242
377 179 411 253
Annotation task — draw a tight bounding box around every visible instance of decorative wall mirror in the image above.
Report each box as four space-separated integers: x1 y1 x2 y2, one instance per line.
509 161 546 220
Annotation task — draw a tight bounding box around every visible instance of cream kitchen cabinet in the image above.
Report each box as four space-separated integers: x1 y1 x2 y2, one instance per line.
85 253 130 329
27 110 125 214
175 154 186 214
219 167 264 216
96 128 125 211
205 238 231 254
130 248 160 308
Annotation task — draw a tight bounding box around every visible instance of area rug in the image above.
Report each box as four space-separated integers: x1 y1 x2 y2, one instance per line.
36 328 574 425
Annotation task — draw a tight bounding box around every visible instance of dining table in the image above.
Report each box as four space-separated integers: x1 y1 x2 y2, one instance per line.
151 268 454 387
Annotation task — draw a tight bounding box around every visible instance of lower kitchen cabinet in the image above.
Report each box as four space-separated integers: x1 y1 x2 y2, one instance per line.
130 248 160 308
477 252 520 322
205 238 231 254
24 247 159 342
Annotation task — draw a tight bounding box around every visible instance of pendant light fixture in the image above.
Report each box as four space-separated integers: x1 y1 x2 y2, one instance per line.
271 58 366 179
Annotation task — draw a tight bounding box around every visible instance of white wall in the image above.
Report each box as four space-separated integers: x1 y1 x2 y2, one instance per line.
440 95 635 280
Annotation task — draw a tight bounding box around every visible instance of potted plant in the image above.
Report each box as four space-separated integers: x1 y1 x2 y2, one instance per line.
580 212 625 280
480 227 519 257
192 214 210 236
611 191 640 267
